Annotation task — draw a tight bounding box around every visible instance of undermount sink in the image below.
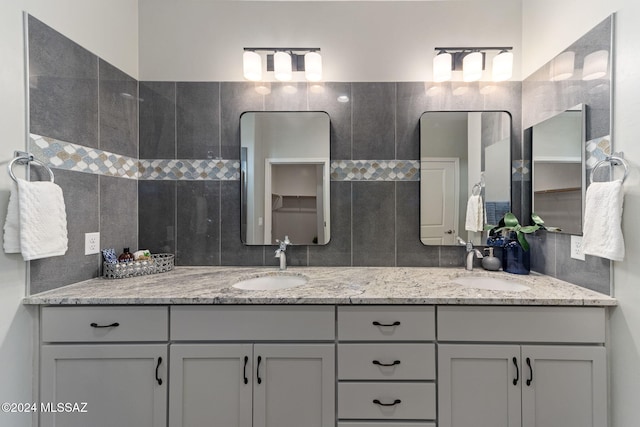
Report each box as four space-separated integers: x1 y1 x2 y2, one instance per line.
232 274 308 291
452 276 531 292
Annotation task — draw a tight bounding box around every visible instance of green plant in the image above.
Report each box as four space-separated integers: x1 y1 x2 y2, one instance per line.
484 212 560 251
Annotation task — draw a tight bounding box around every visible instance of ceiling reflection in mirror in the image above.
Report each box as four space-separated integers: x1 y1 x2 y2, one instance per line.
240 112 330 246
420 111 511 246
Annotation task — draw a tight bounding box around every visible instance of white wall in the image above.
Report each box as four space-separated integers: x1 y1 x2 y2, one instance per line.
139 0 522 82
0 1 138 426
523 1 640 426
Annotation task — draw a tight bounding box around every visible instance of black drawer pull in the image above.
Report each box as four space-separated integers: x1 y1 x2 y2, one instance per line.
512 357 519 386
373 399 401 407
155 357 163 385
243 356 249 385
372 321 401 327
90 322 120 328
256 356 262 384
372 360 401 367
526 357 533 386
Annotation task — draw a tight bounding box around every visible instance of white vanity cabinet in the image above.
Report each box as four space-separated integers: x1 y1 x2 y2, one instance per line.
337 306 437 427
437 306 608 427
169 306 335 427
39 306 169 427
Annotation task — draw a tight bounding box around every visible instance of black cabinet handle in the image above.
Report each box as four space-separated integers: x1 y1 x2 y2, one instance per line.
373 399 401 407
372 321 401 327
372 360 401 367
90 322 120 328
512 357 519 386
526 357 533 386
243 356 249 385
155 357 163 386
256 356 262 384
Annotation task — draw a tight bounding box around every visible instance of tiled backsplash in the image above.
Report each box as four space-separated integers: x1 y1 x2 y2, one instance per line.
26 13 612 296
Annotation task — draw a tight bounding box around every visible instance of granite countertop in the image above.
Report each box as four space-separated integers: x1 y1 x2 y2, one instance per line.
23 266 617 306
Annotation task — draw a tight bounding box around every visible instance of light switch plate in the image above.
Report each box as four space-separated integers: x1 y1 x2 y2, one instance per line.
570 235 585 261
85 232 100 255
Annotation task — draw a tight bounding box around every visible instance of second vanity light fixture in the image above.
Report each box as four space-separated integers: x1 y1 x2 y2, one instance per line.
433 47 513 82
243 48 322 82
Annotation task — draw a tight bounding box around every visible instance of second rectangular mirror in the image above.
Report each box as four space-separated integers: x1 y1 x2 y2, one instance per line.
420 111 511 246
240 111 330 246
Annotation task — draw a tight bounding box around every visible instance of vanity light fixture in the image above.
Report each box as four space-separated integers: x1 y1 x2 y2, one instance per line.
582 50 609 80
432 47 513 82
243 48 322 83
550 51 575 81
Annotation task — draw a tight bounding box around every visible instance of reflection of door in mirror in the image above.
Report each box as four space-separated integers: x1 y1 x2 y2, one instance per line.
265 161 329 245
532 105 584 235
420 111 511 246
421 158 459 245
240 111 331 245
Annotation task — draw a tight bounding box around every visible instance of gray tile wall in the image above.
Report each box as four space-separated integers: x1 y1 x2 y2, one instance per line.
138 80 522 268
28 16 138 293
523 16 612 294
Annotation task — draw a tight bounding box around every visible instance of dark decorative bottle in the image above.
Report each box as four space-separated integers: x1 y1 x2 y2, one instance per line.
118 248 134 262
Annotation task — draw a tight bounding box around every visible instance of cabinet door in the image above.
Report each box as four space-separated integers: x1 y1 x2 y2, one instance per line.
40 344 167 427
439 344 521 427
521 346 607 427
169 344 253 427
253 344 335 427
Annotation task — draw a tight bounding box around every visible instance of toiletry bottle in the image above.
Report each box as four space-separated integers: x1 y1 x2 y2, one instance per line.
482 247 501 271
118 248 134 262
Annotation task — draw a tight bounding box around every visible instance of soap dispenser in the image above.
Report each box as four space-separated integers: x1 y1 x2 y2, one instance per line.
118 248 134 263
482 247 501 271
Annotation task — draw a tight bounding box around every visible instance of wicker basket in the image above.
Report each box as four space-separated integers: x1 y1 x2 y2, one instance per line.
103 253 174 279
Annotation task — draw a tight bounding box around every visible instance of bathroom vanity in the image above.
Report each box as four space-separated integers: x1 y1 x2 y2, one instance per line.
26 267 615 427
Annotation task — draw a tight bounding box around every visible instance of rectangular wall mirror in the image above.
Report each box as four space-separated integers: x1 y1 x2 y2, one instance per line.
420 111 511 246
530 104 585 235
240 111 331 245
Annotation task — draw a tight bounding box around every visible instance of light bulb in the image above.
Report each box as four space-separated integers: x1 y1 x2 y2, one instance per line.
433 52 452 82
492 50 513 82
463 51 483 82
305 52 322 82
243 51 262 81
274 52 292 82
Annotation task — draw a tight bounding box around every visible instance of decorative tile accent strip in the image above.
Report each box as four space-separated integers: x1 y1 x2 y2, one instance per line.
512 159 531 182
331 160 420 181
138 159 240 180
586 135 611 170
30 134 138 179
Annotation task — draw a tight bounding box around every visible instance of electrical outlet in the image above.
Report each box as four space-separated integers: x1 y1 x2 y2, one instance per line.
570 235 585 261
85 232 100 255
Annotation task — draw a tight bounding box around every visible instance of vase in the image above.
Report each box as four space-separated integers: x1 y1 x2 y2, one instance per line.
502 239 530 275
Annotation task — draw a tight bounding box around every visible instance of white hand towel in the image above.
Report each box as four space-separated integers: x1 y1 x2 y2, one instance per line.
3 182 21 253
9 178 69 261
581 179 625 261
465 194 484 232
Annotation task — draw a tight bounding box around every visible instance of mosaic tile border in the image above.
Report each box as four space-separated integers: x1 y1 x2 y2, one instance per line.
138 159 240 180
331 160 420 181
30 134 138 179
586 135 611 170
29 134 528 183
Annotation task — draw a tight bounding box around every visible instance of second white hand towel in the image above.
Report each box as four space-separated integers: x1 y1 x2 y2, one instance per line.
3 182 21 253
16 178 68 261
581 179 625 261
465 194 484 232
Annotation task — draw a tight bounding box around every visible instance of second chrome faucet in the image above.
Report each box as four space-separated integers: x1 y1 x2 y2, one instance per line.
275 236 291 270
458 237 483 271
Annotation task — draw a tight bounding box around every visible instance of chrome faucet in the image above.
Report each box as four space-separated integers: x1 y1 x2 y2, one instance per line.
275 236 291 270
458 237 483 271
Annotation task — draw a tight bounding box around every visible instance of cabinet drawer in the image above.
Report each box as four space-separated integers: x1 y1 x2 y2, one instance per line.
438 306 606 343
41 306 168 342
338 343 435 380
171 305 335 341
338 382 436 420
338 306 435 341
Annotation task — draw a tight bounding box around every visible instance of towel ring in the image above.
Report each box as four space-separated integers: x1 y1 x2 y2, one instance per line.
472 183 482 196
7 153 55 183
590 155 629 184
